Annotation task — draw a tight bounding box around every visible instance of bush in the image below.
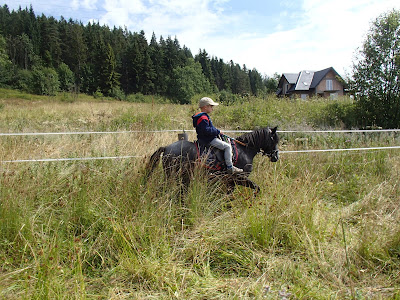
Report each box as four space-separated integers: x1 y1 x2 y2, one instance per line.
314 99 359 128
14 69 33 92
57 63 75 92
126 93 146 103
217 90 241 105
110 86 126 100
93 88 104 99
31 66 60 96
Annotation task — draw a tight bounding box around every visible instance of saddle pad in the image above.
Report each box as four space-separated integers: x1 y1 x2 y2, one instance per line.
195 138 238 170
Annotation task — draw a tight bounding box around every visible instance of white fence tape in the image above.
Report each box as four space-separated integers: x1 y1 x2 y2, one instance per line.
1 146 400 164
1 129 400 136
0 130 185 136
278 129 400 133
1 155 141 163
280 145 400 154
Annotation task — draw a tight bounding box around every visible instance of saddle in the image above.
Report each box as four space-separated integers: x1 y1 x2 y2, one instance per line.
194 137 238 171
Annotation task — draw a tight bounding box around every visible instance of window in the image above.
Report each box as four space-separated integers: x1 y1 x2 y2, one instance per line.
326 80 333 91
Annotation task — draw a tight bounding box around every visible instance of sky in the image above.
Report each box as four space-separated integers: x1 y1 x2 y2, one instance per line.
4 0 400 77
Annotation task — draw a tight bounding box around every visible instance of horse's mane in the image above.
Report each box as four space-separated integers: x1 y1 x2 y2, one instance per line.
236 128 273 149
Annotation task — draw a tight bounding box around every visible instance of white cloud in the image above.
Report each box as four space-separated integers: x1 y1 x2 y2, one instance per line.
199 0 400 76
71 0 99 10
97 0 230 43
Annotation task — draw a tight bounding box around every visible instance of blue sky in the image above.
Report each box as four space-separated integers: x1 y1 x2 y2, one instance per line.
4 0 400 77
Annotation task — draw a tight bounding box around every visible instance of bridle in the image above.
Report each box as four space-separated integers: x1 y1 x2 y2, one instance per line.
264 148 279 158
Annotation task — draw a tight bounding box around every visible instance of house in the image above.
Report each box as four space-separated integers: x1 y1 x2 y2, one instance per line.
276 67 345 99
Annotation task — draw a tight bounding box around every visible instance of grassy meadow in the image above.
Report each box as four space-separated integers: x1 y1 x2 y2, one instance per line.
0 89 400 299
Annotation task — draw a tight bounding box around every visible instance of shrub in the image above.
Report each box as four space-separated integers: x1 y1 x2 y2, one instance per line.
319 100 359 128
57 63 75 92
14 69 33 92
31 66 60 96
110 86 126 100
126 93 146 103
217 90 241 105
93 88 104 99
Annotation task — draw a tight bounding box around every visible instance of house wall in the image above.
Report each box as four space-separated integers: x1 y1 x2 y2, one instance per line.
281 78 290 94
290 91 314 99
314 70 344 96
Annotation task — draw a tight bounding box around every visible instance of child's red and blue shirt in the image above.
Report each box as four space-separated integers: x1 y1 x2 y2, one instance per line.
192 112 220 144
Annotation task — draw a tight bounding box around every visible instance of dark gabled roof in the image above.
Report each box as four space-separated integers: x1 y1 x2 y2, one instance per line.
310 67 340 88
287 84 295 93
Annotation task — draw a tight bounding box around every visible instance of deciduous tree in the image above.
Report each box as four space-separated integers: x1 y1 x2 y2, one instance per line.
352 9 400 128
170 58 212 104
0 34 12 85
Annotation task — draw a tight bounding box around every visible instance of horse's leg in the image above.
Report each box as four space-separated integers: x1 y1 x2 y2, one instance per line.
231 174 260 194
162 155 194 198
207 172 259 195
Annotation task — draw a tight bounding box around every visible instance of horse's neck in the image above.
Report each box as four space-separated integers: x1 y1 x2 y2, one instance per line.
236 144 258 165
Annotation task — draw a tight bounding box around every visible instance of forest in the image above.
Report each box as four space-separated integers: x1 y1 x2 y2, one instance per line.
0 5 277 103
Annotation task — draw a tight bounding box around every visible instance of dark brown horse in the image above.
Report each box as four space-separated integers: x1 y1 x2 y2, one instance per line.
146 127 279 193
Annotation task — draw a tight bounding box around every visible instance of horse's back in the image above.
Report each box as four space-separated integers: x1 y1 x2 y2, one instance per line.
164 140 197 160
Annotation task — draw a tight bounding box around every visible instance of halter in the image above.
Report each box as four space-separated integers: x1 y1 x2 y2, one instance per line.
265 148 279 158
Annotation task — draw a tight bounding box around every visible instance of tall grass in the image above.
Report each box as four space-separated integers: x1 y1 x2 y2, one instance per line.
1 89 400 298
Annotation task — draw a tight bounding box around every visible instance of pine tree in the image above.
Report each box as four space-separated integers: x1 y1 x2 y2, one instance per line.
121 32 143 93
8 33 36 69
230 62 250 95
61 19 87 87
102 43 120 96
195 49 215 87
0 5 11 36
149 33 166 95
38 15 62 67
249 68 264 96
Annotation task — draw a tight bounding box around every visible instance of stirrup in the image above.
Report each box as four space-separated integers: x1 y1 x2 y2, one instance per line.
227 166 243 174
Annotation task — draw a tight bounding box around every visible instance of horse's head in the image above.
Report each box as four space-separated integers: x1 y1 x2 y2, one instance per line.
236 127 279 162
262 127 279 162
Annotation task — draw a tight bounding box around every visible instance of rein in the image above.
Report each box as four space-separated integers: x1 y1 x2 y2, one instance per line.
233 138 247 147
222 134 264 155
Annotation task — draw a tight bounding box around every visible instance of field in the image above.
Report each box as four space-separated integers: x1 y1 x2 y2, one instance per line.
1 89 400 299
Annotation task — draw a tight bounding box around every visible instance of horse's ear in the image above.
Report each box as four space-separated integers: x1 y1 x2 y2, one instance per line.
271 126 277 134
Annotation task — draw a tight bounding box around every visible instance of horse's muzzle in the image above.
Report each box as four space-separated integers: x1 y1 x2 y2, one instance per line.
266 150 279 162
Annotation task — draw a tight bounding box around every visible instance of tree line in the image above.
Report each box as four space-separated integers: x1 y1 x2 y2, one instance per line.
0 5 278 103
